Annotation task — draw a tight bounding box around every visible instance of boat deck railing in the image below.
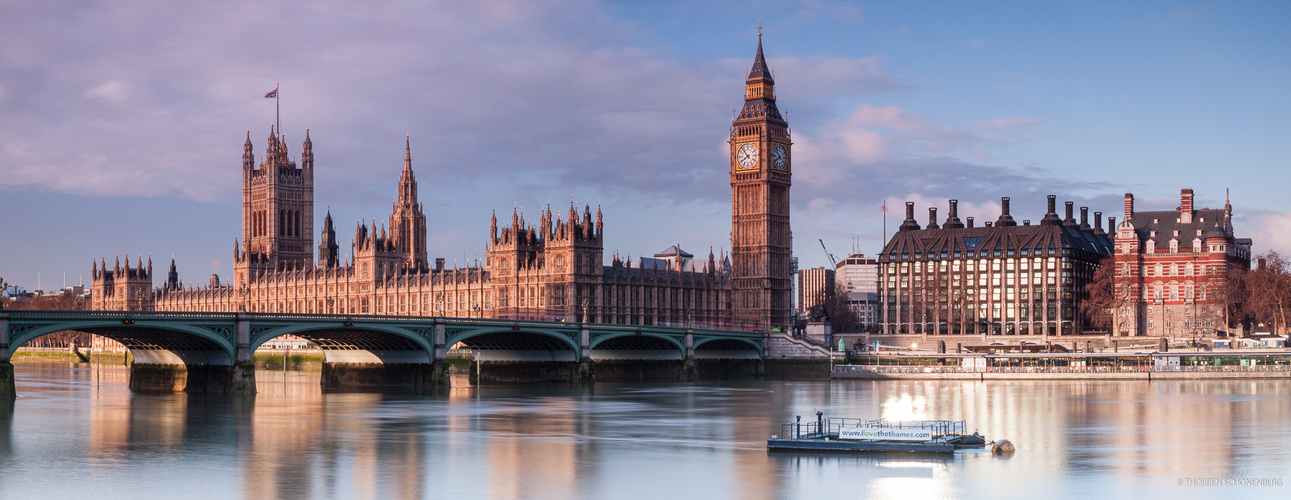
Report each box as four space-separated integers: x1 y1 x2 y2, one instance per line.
779 418 966 441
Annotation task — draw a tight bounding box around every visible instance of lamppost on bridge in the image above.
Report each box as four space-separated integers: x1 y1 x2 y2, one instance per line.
0 275 8 311
326 296 334 315
134 289 147 312
238 283 249 313
436 293 445 318
581 299 589 324
473 304 481 319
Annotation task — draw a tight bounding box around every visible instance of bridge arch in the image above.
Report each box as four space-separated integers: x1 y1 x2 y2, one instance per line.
8 320 237 364
693 337 763 358
248 321 433 364
589 331 684 353
447 325 580 361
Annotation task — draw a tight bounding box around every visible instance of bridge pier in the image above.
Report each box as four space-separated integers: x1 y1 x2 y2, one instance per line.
319 348 439 393
685 329 697 382
432 319 450 388
128 361 256 394
1 313 13 400
124 313 255 395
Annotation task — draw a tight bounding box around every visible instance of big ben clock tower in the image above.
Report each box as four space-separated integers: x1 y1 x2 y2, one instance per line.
730 32 792 331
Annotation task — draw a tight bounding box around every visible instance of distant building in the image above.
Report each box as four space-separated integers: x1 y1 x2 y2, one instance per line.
843 291 880 331
880 196 1113 336
835 253 878 293
797 267 834 313
1111 189 1250 338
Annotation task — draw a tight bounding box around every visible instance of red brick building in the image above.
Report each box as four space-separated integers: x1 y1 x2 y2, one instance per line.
1111 189 1251 338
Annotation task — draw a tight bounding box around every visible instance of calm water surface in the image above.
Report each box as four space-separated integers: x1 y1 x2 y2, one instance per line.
1 363 1287 499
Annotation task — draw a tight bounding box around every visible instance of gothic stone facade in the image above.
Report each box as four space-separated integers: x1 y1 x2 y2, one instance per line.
1111 189 1251 338
879 196 1113 336
92 38 792 331
729 35 793 330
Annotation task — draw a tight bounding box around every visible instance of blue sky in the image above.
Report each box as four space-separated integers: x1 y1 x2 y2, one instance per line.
2 0 1288 291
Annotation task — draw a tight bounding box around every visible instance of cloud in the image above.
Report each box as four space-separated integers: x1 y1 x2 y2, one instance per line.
976 117 1040 131
82 81 129 103
968 39 986 48
1238 208 1291 256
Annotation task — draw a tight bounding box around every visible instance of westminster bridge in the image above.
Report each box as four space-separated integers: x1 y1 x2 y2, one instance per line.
0 310 765 397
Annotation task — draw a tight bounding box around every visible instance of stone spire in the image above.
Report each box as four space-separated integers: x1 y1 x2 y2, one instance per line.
747 29 774 84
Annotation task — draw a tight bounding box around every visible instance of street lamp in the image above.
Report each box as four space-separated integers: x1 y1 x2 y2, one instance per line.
238 283 249 313
0 275 8 311
326 296 334 315
436 293 445 318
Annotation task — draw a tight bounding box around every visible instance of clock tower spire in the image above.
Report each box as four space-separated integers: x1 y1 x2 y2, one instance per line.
729 32 792 332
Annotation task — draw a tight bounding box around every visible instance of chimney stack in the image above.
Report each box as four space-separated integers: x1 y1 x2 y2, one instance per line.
1180 188 1195 223
900 202 921 231
1063 201 1078 228
1079 207 1092 233
927 207 940 229
1042 195 1062 226
1108 216 1117 234
967 217 975 228
1124 193 1134 219
996 197 1017 227
1094 211 1106 237
944 200 964 229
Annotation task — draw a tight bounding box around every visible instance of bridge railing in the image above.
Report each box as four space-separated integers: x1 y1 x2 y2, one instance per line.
6 310 764 337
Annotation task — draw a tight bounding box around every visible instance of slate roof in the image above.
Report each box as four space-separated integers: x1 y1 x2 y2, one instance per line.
881 223 1113 263
1124 209 1231 248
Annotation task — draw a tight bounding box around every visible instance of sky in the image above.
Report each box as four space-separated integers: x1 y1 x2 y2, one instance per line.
2 0 1289 291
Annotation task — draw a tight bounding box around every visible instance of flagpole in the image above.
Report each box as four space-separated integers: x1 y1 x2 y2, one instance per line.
882 200 887 252
276 82 280 139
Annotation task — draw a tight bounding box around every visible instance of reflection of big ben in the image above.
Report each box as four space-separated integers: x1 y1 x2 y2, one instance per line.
730 33 792 330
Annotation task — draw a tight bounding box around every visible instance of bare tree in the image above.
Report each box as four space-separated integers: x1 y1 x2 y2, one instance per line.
807 284 863 333
1240 252 1291 335
7 293 92 347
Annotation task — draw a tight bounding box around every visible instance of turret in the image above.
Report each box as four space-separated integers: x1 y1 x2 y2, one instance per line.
319 211 339 268
167 258 179 290
242 130 254 170
301 128 314 169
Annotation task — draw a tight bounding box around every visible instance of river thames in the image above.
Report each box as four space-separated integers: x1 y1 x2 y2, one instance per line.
1 363 1287 499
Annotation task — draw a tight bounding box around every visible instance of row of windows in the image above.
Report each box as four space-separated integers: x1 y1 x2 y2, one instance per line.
890 247 1068 261
887 257 1067 274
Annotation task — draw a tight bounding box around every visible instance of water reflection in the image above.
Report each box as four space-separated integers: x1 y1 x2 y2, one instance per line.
1 363 1288 499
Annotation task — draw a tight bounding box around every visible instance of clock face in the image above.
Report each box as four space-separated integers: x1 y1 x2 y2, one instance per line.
736 143 758 169
773 144 787 170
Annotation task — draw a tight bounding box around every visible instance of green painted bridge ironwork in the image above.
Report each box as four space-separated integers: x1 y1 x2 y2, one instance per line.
0 310 764 366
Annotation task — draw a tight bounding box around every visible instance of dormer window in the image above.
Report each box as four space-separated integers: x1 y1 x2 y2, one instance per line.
1169 239 1178 253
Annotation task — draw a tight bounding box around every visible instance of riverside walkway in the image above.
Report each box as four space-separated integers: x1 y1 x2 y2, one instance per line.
833 350 1291 380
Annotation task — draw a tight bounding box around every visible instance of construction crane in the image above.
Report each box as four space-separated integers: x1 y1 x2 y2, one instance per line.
818 239 837 268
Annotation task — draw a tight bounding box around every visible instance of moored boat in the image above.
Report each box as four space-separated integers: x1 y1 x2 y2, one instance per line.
766 412 987 454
